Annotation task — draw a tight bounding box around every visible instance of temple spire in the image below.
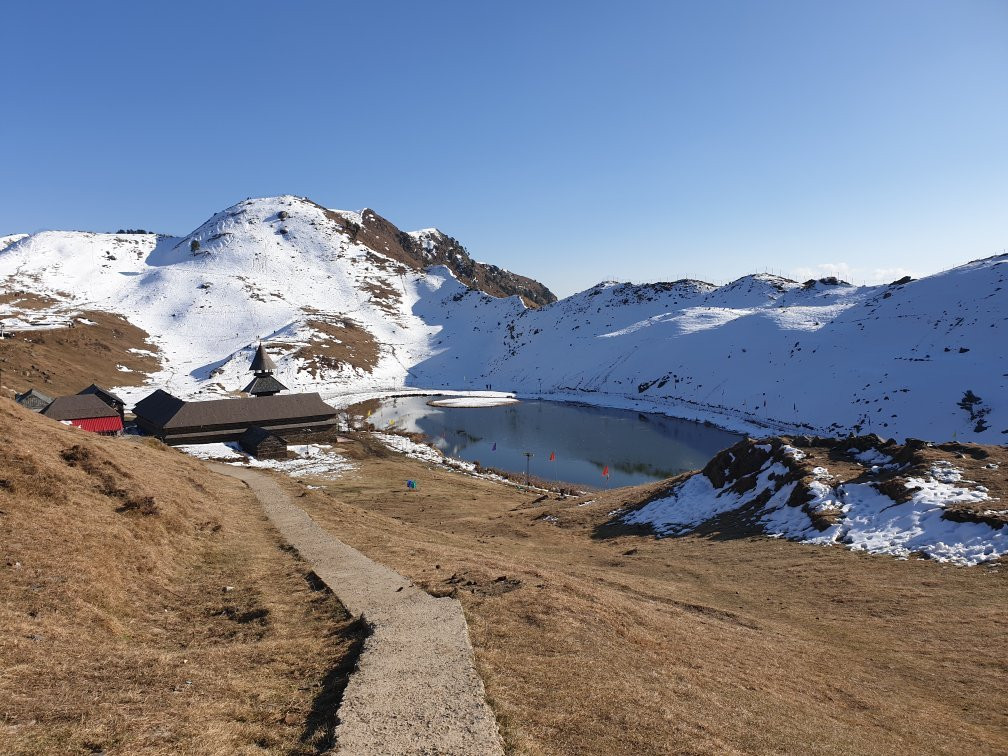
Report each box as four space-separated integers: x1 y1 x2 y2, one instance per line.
249 343 277 375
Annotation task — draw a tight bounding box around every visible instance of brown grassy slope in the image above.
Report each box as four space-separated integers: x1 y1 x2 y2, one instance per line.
0 311 159 399
0 400 361 755
290 435 1008 755
295 316 381 377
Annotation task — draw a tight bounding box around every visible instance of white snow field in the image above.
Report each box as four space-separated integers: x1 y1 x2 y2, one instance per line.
0 195 1005 444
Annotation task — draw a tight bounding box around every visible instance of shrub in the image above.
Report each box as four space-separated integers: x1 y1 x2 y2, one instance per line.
958 390 990 432
117 495 159 516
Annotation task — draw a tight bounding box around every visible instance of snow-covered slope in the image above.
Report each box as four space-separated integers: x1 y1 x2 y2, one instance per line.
0 234 27 252
0 196 543 406
414 262 1007 443
618 435 1007 566
1 195 1004 444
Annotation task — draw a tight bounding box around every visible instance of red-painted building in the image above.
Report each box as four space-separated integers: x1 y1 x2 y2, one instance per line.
41 394 124 436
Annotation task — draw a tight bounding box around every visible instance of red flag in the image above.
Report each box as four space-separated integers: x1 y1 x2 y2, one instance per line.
602 465 609 477
549 451 556 461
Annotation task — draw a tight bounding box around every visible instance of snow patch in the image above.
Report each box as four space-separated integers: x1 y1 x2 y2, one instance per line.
624 458 1004 566
177 440 353 478
427 396 519 408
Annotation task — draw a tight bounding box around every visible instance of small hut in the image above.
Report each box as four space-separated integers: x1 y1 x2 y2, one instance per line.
78 383 126 422
239 425 288 459
42 394 124 435
243 344 288 397
15 388 54 413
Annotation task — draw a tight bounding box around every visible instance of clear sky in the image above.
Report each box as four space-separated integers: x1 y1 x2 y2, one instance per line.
1 1 1005 297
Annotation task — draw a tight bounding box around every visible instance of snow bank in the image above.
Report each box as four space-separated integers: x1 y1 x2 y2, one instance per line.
177 441 354 478
622 439 1006 566
758 472 1003 565
426 396 519 408
373 432 455 467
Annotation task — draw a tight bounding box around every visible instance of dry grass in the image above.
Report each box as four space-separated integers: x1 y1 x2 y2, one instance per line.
0 311 160 399
2 391 1003 754
358 277 403 315
287 435 1008 755
0 401 361 755
0 292 63 310
294 318 380 377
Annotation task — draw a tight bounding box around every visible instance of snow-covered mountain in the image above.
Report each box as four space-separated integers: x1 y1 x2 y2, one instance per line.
420 261 1007 444
1 195 1004 444
0 196 552 402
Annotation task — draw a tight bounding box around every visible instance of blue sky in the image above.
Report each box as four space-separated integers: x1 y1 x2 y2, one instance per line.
1 1 1005 297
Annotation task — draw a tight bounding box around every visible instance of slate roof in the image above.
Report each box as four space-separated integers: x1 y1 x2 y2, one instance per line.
42 394 122 421
15 388 54 406
243 374 288 396
134 389 336 430
249 344 277 373
78 383 125 408
239 425 284 446
131 390 186 428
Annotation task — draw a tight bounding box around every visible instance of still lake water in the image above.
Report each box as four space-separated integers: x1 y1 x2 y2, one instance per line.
373 396 743 489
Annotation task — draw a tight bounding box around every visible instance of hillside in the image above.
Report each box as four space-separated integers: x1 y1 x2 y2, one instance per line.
613 434 1007 565
0 306 159 399
0 196 554 405
0 194 1004 444
0 400 361 753
307 202 556 307
418 260 1007 443
269 430 1008 754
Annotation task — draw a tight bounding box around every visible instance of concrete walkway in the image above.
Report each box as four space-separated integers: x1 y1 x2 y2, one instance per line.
212 464 504 756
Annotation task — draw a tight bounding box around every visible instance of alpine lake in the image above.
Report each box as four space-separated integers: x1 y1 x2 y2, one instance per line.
370 396 744 489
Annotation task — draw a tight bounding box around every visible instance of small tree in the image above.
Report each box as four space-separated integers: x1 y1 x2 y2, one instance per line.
190 238 200 253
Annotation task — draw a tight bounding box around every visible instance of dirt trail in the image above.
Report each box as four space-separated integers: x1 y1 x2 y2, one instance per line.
211 464 504 756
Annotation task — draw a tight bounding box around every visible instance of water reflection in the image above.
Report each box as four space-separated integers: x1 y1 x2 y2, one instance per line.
373 397 743 488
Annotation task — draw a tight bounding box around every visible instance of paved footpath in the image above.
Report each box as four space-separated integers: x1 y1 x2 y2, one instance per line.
212 464 504 756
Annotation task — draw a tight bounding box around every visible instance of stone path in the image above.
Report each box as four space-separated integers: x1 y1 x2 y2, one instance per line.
212 464 504 756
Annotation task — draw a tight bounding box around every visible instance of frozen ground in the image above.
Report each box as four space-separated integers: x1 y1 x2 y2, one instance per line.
178 441 354 478
624 454 1005 566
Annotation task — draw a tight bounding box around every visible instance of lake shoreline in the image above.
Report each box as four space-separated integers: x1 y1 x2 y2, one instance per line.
353 394 744 489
